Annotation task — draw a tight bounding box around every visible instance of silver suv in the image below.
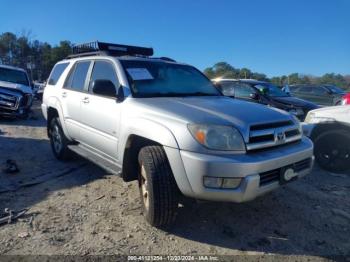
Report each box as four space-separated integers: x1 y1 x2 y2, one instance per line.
42 42 314 227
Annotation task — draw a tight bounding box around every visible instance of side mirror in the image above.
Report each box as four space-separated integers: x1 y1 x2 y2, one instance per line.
250 93 259 100
92 79 116 97
117 86 125 102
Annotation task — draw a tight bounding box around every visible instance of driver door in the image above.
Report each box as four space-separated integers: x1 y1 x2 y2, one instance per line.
78 60 121 161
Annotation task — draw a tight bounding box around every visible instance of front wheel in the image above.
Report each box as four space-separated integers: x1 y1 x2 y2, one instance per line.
314 130 350 173
138 146 179 227
49 117 72 160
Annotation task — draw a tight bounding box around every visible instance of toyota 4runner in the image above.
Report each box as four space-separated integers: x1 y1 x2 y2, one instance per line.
42 41 314 227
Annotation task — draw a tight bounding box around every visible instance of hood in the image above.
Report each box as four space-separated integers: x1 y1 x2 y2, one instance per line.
308 105 350 122
134 96 294 136
0 80 32 94
271 96 318 109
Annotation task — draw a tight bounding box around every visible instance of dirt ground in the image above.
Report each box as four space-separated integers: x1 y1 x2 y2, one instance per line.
0 101 349 260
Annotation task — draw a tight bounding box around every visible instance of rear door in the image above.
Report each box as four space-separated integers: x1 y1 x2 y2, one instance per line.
61 60 91 140
311 86 333 106
79 60 121 161
292 86 314 103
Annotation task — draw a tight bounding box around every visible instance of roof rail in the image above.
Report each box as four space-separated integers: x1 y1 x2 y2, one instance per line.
66 41 154 59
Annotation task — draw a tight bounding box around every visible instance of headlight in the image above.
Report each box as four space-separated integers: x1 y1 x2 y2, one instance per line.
305 112 335 124
288 108 304 116
188 124 245 151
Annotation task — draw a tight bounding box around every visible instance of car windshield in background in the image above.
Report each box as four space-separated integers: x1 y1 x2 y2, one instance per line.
0 67 29 86
120 60 221 97
254 83 289 97
325 85 345 94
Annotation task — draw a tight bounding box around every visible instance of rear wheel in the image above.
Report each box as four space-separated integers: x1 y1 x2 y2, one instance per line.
314 130 350 173
49 117 72 160
138 146 179 227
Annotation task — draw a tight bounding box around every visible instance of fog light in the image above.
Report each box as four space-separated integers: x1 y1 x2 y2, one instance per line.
203 177 223 188
222 178 242 189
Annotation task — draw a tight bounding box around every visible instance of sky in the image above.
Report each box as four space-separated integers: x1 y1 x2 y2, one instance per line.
1 0 349 77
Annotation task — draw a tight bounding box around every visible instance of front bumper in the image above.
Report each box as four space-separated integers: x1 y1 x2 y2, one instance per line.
0 107 29 118
301 122 315 137
167 137 314 203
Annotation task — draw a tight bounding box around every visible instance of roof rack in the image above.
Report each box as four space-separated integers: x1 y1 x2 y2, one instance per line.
66 41 154 59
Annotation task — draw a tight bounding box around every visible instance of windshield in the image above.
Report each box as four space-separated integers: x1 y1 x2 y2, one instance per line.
325 85 345 94
120 60 221 97
253 82 289 97
0 67 29 86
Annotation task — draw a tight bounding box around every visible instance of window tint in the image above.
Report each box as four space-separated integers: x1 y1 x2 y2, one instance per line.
219 82 256 98
298 86 312 93
48 63 69 85
312 86 327 95
69 61 90 91
120 60 220 97
89 61 119 91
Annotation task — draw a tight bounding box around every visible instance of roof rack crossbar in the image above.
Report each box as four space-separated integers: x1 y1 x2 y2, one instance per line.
67 41 154 59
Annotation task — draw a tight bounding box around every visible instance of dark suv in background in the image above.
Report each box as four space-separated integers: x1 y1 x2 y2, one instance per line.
288 84 347 106
213 79 319 121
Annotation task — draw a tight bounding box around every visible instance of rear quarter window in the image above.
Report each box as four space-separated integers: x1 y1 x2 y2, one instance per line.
48 63 69 85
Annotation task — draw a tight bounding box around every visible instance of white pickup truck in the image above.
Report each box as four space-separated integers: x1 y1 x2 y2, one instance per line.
303 106 350 173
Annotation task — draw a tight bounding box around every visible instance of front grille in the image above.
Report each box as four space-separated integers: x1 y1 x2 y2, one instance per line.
294 158 312 172
259 158 312 186
247 120 302 151
0 92 19 110
259 169 280 186
250 121 294 131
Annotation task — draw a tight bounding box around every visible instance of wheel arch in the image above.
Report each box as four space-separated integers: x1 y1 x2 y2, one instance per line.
119 119 179 182
310 122 350 141
45 97 71 140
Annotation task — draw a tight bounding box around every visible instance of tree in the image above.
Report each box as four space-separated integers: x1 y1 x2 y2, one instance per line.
0 32 73 81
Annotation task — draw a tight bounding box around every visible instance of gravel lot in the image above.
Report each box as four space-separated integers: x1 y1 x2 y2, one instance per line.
0 102 349 260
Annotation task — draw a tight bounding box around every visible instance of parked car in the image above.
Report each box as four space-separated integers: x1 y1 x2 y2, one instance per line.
303 106 350 173
213 79 319 121
342 93 350 105
42 41 314 227
0 64 33 118
33 82 46 100
288 84 347 106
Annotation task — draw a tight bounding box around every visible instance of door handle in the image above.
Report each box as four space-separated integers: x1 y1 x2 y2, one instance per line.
82 97 90 104
62 92 67 98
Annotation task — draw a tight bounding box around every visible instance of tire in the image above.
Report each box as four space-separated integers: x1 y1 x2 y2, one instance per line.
314 130 350 173
49 117 72 160
138 146 179 227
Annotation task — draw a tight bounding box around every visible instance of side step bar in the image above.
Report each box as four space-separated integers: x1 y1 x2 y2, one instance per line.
68 144 122 176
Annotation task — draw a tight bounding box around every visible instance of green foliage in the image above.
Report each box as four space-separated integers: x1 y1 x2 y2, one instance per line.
0 32 72 81
204 62 268 81
1 31 349 91
205 62 350 90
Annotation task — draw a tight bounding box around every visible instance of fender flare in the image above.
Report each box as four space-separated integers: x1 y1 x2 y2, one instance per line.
118 117 179 162
46 97 72 140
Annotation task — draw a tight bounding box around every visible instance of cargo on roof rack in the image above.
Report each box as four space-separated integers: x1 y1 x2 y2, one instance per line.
66 41 154 59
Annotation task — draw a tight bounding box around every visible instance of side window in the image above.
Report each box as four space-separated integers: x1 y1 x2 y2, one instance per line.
312 86 327 95
235 83 257 98
65 61 90 91
89 61 119 91
298 86 312 93
219 82 235 97
48 63 69 85
219 82 256 98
